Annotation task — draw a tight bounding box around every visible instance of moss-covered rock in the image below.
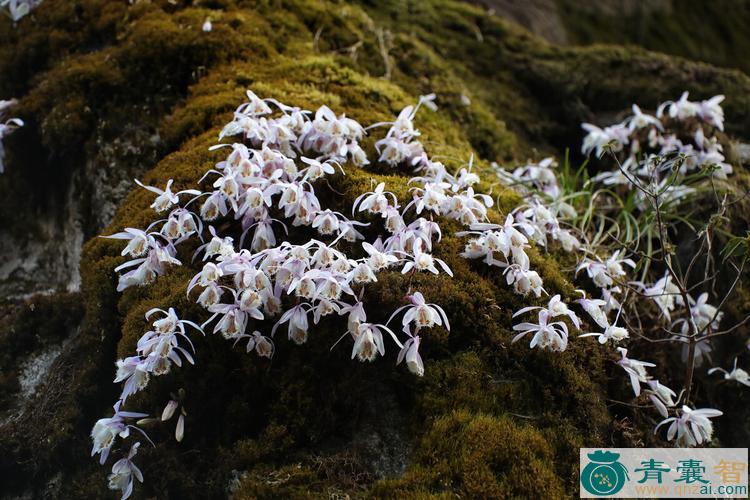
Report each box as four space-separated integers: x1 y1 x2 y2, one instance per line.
1 1 749 498
555 0 750 76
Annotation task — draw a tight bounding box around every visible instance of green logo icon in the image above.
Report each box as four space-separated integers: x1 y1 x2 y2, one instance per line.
581 450 630 496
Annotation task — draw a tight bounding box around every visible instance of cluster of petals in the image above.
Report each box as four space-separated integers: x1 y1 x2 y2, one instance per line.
511 295 579 352
96 92 476 497
583 93 732 204
497 93 734 448
92 87 743 499
655 405 723 447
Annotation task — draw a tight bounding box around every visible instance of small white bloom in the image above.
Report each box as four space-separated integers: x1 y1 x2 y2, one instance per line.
352 323 387 362
108 442 144 500
708 358 750 387
617 347 655 397
580 324 628 344
655 405 722 447
135 179 181 213
645 380 677 418
397 335 424 376
512 309 568 352
389 291 450 334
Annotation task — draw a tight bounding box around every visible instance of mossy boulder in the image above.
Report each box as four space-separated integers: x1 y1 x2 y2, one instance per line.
1 1 749 498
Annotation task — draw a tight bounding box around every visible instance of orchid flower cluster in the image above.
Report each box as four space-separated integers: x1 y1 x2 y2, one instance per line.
366 97 590 352
1 0 40 21
616 347 675 416
495 157 693 425
579 95 741 442
0 99 23 173
92 89 742 498
654 406 724 447
491 94 740 448
583 99 740 437
90 308 197 498
458 167 581 300
94 92 476 497
671 292 721 366
583 92 732 208
369 97 652 396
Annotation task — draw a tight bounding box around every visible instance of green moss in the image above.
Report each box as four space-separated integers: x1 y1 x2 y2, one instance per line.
372 410 567 498
556 0 750 76
0 1 279 235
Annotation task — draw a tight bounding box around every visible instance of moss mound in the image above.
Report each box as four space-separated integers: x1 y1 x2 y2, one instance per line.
1 0 749 498
556 0 750 76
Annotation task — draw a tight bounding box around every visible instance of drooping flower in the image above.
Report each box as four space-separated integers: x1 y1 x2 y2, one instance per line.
272 303 311 345
577 250 635 289
114 356 150 402
672 335 713 367
339 301 367 337
673 292 723 335
581 122 629 157
655 405 722 447
400 240 453 276
625 104 663 132
630 272 682 322
504 266 544 297
0 101 23 173
91 402 148 465
616 347 655 397
135 179 199 213
1 0 41 22
107 442 144 500
514 294 580 329
658 91 699 121
575 290 609 329
102 228 155 258
353 182 397 217
697 94 725 131
362 241 398 271
351 323 388 362
580 324 629 345
397 335 424 376
645 380 677 418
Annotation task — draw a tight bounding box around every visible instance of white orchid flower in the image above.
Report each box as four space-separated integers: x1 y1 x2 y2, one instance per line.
397 335 424 376
401 240 453 277
107 442 144 500
708 358 750 387
512 309 568 352
580 324 629 344
616 347 655 397
389 291 450 334
655 405 722 447
135 179 192 213
645 380 677 418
